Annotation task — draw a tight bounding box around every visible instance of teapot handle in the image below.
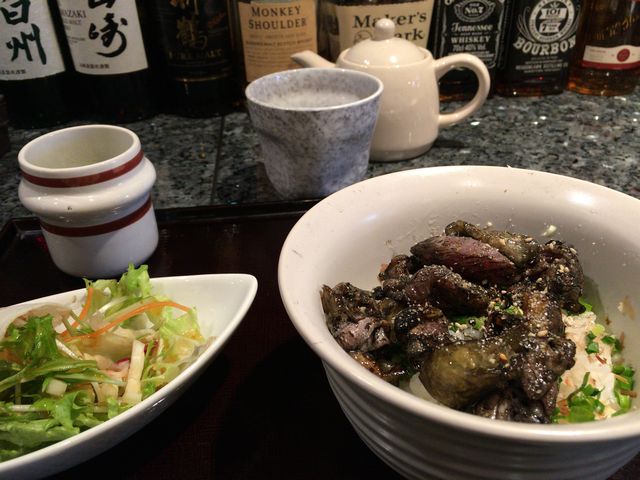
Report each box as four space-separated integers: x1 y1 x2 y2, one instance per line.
434 54 490 128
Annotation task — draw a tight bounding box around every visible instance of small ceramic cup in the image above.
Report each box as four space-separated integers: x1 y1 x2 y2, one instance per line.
18 124 158 278
245 68 383 198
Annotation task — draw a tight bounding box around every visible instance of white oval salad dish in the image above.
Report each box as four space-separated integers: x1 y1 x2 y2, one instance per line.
0 271 257 479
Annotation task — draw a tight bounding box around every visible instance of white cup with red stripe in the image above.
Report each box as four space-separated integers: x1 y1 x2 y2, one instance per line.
17 124 158 278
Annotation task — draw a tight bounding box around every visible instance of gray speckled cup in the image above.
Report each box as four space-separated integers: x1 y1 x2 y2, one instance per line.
245 68 383 198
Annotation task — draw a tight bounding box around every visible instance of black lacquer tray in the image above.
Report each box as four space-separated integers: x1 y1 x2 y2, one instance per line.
0 203 637 479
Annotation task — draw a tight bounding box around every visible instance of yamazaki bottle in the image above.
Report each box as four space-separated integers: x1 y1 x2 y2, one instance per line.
496 0 583 97
0 0 74 128
56 0 156 123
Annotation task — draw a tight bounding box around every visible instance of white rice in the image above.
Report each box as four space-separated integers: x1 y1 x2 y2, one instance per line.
558 310 620 419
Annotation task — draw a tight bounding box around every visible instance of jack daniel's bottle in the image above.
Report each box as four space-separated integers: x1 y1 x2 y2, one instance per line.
320 0 435 61
497 0 582 96
428 0 510 101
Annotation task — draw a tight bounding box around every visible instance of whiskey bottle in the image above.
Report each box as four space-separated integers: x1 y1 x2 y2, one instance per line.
320 0 435 61
233 0 318 83
0 0 74 128
56 0 156 123
152 0 237 116
567 0 640 96
496 0 582 97
428 0 510 101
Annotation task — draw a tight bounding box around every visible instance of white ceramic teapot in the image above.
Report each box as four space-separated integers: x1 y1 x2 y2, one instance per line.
291 18 490 162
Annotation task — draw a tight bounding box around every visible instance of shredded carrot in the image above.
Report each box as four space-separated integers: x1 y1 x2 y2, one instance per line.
78 286 94 322
60 287 94 340
63 300 191 342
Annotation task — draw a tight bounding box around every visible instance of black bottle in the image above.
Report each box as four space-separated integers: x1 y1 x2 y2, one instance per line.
56 0 156 123
152 0 238 117
0 0 74 128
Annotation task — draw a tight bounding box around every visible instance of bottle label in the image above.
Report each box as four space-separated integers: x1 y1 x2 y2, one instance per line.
238 0 317 82
582 45 640 70
430 0 507 71
326 1 434 60
57 0 148 75
154 0 233 80
0 0 65 81
503 0 580 80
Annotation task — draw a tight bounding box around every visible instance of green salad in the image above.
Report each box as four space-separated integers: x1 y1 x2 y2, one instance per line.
0 265 206 461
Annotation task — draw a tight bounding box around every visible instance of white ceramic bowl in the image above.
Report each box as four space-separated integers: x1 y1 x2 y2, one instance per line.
278 166 640 480
0 273 258 479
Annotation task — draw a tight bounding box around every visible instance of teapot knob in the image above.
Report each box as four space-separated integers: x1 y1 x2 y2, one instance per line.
373 18 395 41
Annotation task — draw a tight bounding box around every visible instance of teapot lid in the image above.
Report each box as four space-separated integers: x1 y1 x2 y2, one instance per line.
342 18 425 66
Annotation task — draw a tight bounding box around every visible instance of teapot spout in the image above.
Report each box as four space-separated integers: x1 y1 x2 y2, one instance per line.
291 50 335 68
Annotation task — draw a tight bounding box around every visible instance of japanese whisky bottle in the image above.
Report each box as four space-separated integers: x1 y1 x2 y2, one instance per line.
56 0 156 122
231 0 318 83
567 0 640 96
428 0 511 101
152 0 238 116
0 0 74 128
319 0 435 61
496 0 582 97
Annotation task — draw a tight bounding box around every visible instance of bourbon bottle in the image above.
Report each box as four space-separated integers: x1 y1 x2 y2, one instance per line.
428 0 510 101
568 0 640 96
497 0 582 97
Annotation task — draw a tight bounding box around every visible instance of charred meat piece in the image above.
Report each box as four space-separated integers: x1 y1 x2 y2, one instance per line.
379 254 420 281
349 347 413 385
513 287 565 336
419 323 529 409
321 283 392 352
526 240 584 313
410 236 518 286
472 388 551 424
404 265 493 316
393 307 451 361
445 220 542 268
511 335 576 401
333 317 391 352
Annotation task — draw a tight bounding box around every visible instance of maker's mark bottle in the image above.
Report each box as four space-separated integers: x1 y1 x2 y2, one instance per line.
320 0 436 61
567 0 640 96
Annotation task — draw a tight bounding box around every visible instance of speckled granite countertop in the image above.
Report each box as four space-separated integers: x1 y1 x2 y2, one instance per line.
1 90 638 228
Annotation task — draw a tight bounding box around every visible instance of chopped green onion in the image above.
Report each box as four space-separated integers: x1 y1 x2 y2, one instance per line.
586 341 600 354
